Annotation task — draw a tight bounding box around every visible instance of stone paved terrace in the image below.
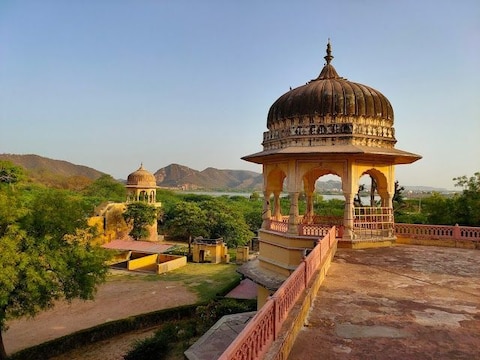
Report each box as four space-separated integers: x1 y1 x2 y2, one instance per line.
287 245 480 360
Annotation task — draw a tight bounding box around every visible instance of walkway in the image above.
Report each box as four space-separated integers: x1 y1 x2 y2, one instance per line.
288 245 480 360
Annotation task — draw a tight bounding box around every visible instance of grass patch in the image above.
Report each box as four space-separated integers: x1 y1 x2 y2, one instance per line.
107 262 242 302
157 263 241 301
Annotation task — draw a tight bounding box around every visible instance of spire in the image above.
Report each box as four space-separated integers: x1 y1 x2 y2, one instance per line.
313 39 341 81
324 38 334 65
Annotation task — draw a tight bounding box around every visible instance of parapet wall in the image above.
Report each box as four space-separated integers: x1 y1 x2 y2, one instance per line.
395 224 480 249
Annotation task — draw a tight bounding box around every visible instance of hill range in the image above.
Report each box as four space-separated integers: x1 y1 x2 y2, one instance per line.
0 154 448 193
0 154 263 191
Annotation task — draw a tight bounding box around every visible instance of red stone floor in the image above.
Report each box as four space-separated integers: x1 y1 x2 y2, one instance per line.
288 245 480 360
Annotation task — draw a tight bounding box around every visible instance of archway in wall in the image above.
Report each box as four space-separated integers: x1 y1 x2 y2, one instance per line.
354 169 394 239
302 172 344 227
356 173 379 207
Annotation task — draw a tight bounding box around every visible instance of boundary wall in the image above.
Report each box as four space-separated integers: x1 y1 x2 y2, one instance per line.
218 227 338 360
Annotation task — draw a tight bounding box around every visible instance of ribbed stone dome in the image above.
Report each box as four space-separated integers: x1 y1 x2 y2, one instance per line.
267 43 393 128
126 164 157 187
261 42 397 152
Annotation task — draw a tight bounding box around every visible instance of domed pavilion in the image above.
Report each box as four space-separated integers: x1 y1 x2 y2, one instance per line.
126 163 158 203
241 41 421 304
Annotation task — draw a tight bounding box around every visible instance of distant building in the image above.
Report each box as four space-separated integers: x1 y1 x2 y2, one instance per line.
192 237 229 264
90 164 161 242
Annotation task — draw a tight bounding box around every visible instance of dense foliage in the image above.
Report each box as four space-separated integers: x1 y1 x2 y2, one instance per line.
395 172 480 226
122 202 158 240
82 174 126 202
0 162 110 360
124 298 256 360
159 192 258 248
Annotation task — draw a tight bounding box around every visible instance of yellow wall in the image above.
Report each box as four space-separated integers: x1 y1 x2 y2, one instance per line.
257 285 274 309
236 246 250 263
157 254 187 273
192 242 229 263
128 254 158 270
258 230 314 276
396 235 478 249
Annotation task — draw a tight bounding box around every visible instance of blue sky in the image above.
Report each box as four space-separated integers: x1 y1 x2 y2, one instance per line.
0 0 479 189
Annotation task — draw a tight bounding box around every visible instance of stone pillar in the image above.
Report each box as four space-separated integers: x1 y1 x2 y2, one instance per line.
273 191 282 221
288 192 300 235
305 191 314 224
262 190 272 229
343 192 355 240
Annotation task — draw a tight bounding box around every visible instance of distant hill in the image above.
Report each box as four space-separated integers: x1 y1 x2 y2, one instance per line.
1 154 450 193
154 164 263 191
0 154 104 188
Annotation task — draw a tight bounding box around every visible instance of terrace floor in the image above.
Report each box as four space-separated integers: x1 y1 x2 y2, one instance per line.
288 245 480 360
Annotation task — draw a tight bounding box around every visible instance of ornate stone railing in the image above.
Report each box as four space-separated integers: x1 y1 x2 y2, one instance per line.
395 223 480 241
267 218 343 238
218 227 337 360
267 220 289 233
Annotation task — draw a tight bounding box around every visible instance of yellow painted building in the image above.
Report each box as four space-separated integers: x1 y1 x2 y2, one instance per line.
90 164 161 242
192 237 229 264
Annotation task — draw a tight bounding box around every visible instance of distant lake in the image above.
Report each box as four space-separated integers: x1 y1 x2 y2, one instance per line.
182 191 378 203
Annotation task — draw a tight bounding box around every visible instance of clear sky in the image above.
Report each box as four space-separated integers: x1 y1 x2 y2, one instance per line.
1 0 479 189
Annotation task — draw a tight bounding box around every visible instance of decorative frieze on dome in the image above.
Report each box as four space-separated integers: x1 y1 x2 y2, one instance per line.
262 115 396 151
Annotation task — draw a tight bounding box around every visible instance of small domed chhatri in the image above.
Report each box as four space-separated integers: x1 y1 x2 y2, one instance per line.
126 164 158 203
127 163 157 188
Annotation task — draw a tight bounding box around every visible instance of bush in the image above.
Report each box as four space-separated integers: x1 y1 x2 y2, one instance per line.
124 298 256 359
124 323 178 360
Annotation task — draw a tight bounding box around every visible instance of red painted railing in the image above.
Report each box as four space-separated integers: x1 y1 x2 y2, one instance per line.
218 227 337 360
394 223 480 241
267 219 343 238
267 220 289 233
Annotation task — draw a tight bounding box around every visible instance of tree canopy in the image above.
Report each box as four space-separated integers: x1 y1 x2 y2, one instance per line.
0 161 25 186
122 202 158 240
82 174 126 202
0 185 110 359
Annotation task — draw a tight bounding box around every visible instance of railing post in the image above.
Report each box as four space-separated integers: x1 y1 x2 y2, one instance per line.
272 295 279 340
302 256 308 289
454 223 461 240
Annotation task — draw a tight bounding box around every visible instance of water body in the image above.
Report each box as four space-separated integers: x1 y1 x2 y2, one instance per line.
182 191 378 203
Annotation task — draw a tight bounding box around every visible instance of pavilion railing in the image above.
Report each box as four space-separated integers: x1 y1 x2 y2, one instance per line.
394 223 480 241
218 227 337 360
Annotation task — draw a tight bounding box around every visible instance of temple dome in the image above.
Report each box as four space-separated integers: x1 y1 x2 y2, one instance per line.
267 42 393 128
126 164 157 187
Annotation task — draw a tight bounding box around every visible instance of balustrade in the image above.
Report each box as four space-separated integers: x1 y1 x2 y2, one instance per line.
220 223 479 360
395 223 480 241
219 227 337 360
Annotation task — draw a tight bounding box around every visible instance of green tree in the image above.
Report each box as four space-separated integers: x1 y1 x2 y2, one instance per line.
453 171 480 226
123 202 157 240
21 189 91 240
83 174 126 202
163 201 208 241
0 161 25 187
200 199 253 248
421 192 456 225
0 189 109 359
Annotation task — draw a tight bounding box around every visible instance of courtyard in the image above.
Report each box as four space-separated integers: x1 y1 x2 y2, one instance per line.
288 245 480 360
